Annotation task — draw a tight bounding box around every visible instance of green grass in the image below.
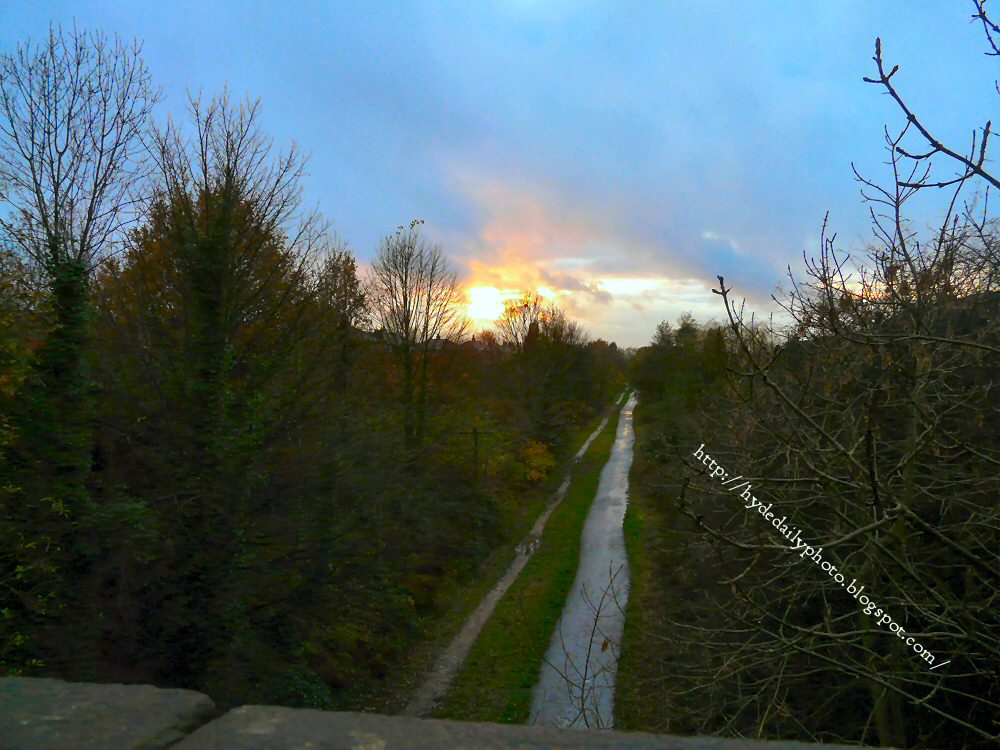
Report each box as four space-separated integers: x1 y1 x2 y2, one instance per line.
433 396 625 723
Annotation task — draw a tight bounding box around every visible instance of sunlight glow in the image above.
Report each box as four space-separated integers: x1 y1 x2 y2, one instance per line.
465 285 507 326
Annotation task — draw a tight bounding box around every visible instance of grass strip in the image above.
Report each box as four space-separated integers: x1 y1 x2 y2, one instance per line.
433 395 625 724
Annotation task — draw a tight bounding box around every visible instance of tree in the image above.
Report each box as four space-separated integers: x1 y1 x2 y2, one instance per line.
495 291 546 351
651 320 673 347
316 235 367 330
314 234 367 391
88 90 338 689
369 221 467 452
492 292 598 443
0 245 40 673
0 23 157 494
0 24 157 672
0 25 158 272
673 312 699 350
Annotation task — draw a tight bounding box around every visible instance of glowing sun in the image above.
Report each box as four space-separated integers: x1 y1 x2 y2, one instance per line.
465 285 507 326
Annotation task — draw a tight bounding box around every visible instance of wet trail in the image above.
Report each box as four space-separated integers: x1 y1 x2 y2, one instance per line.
529 393 637 729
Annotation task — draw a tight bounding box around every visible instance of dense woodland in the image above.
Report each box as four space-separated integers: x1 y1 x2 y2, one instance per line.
0 28 624 708
620 9 1000 748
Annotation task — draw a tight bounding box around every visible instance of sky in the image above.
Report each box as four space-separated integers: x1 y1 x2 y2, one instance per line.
2 1 997 346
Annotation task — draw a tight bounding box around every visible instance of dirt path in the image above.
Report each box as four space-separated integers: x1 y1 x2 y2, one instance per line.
402 398 622 717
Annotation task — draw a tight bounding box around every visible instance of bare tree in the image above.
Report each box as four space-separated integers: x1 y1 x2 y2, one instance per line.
369 221 468 451
0 24 158 270
0 23 158 520
0 24 159 677
494 291 588 352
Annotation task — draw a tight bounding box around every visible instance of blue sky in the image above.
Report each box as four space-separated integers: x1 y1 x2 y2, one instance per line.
2 1 996 345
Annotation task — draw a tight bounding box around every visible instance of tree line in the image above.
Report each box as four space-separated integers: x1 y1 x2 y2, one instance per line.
0 26 625 707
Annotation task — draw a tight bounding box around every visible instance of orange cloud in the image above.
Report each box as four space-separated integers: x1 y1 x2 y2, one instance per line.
438 166 724 344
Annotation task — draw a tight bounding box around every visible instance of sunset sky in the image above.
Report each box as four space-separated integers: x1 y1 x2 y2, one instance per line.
3 2 995 346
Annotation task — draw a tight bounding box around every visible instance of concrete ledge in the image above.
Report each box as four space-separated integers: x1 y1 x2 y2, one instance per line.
0 677 880 750
173 706 865 750
0 676 215 750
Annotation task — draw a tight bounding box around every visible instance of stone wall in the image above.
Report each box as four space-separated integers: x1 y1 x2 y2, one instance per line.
0 677 876 750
